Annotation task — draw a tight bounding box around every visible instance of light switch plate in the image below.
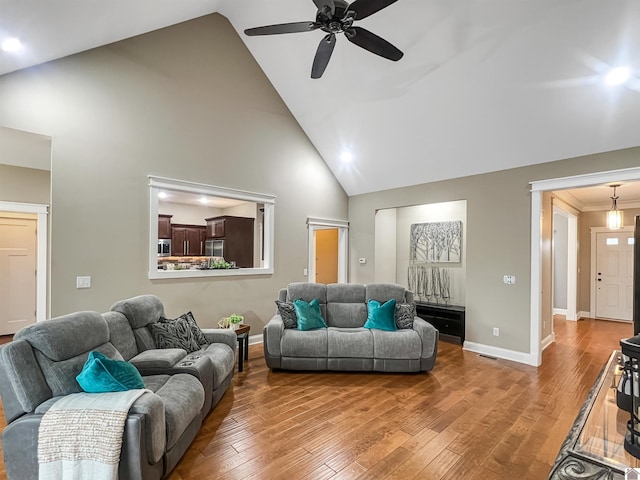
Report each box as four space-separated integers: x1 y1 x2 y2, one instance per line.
503 275 516 285
76 276 91 289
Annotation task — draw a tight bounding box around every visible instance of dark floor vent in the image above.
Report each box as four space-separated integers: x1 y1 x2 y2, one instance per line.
478 354 498 360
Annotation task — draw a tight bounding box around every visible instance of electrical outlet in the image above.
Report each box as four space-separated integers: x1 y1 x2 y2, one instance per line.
76 276 91 289
359 258 366 264
493 327 500 337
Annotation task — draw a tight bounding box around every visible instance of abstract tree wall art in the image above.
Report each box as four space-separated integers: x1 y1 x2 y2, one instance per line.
410 221 462 263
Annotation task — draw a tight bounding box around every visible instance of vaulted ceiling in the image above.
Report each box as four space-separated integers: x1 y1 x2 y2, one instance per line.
1 0 639 196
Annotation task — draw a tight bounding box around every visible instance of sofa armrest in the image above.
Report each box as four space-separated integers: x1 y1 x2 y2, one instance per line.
263 316 285 358
130 348 187 369
201 328 237 351
413 317 438 358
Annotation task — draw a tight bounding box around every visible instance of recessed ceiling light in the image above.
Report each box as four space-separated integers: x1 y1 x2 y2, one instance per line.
604 66 631 86
340 151 353 163
158 192 168 199
1 38 22 52
199 197 208 204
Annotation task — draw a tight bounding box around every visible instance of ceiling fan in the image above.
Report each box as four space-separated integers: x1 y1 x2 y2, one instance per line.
244 0 403 79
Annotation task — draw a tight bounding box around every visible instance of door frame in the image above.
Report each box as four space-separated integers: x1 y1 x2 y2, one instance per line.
307 217 349 284
0 201 49 323
552 202 579 321
530 166 640 366
590 225 634 320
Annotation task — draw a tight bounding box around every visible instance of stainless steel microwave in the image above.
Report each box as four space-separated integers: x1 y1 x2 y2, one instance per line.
158 239 171 257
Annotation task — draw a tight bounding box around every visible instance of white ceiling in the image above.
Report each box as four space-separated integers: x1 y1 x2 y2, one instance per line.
1 0 639 196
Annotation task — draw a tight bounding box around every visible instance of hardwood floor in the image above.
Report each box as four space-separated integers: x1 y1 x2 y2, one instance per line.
0 318 633 479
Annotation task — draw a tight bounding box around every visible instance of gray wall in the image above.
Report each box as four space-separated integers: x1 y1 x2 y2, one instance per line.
0 164 50 205
0 14 348 328
349 147 640 354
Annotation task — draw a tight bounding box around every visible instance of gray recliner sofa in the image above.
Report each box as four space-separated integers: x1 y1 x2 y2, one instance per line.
108 294 236 416
0 311 205 480
264 283 439 372
0 295 237 479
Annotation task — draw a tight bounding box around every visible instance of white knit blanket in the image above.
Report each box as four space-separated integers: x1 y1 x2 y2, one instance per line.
37 389 148 480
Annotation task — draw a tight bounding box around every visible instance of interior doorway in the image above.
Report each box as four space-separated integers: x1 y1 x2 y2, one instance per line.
0 213 37 334
0 202 48 327
307 218 349 284
531 166 640 367
314 228 339 284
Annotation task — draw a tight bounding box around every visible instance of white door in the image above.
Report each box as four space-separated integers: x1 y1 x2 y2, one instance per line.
595 231 633 321
0 215 37 335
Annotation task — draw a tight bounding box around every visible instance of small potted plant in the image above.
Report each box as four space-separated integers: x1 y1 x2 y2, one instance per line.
228 313 244 331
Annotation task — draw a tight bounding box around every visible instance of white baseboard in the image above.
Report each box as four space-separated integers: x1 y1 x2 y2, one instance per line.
552 308 567 316
578 311 591 320
541 332 555 351
248 334 262 345
463 341 539 367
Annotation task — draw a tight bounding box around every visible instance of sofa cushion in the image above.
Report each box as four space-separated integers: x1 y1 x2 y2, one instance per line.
111 295 165 329
14 311 109 361
328 327 373 358
103 311 139 361
364 299 397 331
395 303 416 330
275 300 298 329
371 329 422 359
365 284 407 304
76 351 145 393
294 299 327 331
130 349 187 369
281 329 328 357
182 312 208 347
287 282 327 304
325 284 367 328
148 317 201 353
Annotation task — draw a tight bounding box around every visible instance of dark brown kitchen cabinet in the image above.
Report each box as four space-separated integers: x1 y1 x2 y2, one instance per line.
171 224 206 256
158 214 172 239
205 216 254 267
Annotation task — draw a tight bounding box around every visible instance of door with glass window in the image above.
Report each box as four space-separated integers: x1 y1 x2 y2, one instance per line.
595 231 634 321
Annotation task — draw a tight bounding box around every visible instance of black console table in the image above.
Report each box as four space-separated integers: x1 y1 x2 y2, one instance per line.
415 303 465 344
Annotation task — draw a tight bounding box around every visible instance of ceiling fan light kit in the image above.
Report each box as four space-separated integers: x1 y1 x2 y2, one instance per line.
244 0 403 79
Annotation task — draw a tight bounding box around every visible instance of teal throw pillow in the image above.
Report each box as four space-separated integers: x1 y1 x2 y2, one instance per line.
294 298 327 331
76 351 145 393
364 299 397 331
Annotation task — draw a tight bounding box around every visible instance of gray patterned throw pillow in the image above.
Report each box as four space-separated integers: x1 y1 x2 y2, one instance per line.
149 316 202 353
181 312 209 347
275 300 298 329
395 303 416 329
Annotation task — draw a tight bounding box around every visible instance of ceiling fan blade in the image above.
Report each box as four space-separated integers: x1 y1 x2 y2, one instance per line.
345 26 403 61
311 34 337 79
349 0 398 20
244 22 319 36
313 0 335 16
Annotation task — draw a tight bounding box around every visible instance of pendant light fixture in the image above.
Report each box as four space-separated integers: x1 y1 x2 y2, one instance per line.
607 184 623 230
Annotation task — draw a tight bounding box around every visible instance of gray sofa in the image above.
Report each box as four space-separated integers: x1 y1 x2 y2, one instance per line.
264 283 439 372
0 295 236 480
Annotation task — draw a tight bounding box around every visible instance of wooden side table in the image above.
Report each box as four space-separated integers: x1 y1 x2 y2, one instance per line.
235 325 250 372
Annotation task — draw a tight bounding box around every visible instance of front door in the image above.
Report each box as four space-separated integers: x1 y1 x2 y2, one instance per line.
0 214 37 334
595 230 634 321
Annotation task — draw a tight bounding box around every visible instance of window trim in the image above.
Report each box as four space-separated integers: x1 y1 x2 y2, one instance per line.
148 176 275 279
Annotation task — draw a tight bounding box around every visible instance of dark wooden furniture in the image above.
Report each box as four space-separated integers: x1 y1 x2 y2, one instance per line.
158 214 172 239
235 325 250 372
415 302 465 344
548 350 638 479
171 224 206 256
205 216 254 268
